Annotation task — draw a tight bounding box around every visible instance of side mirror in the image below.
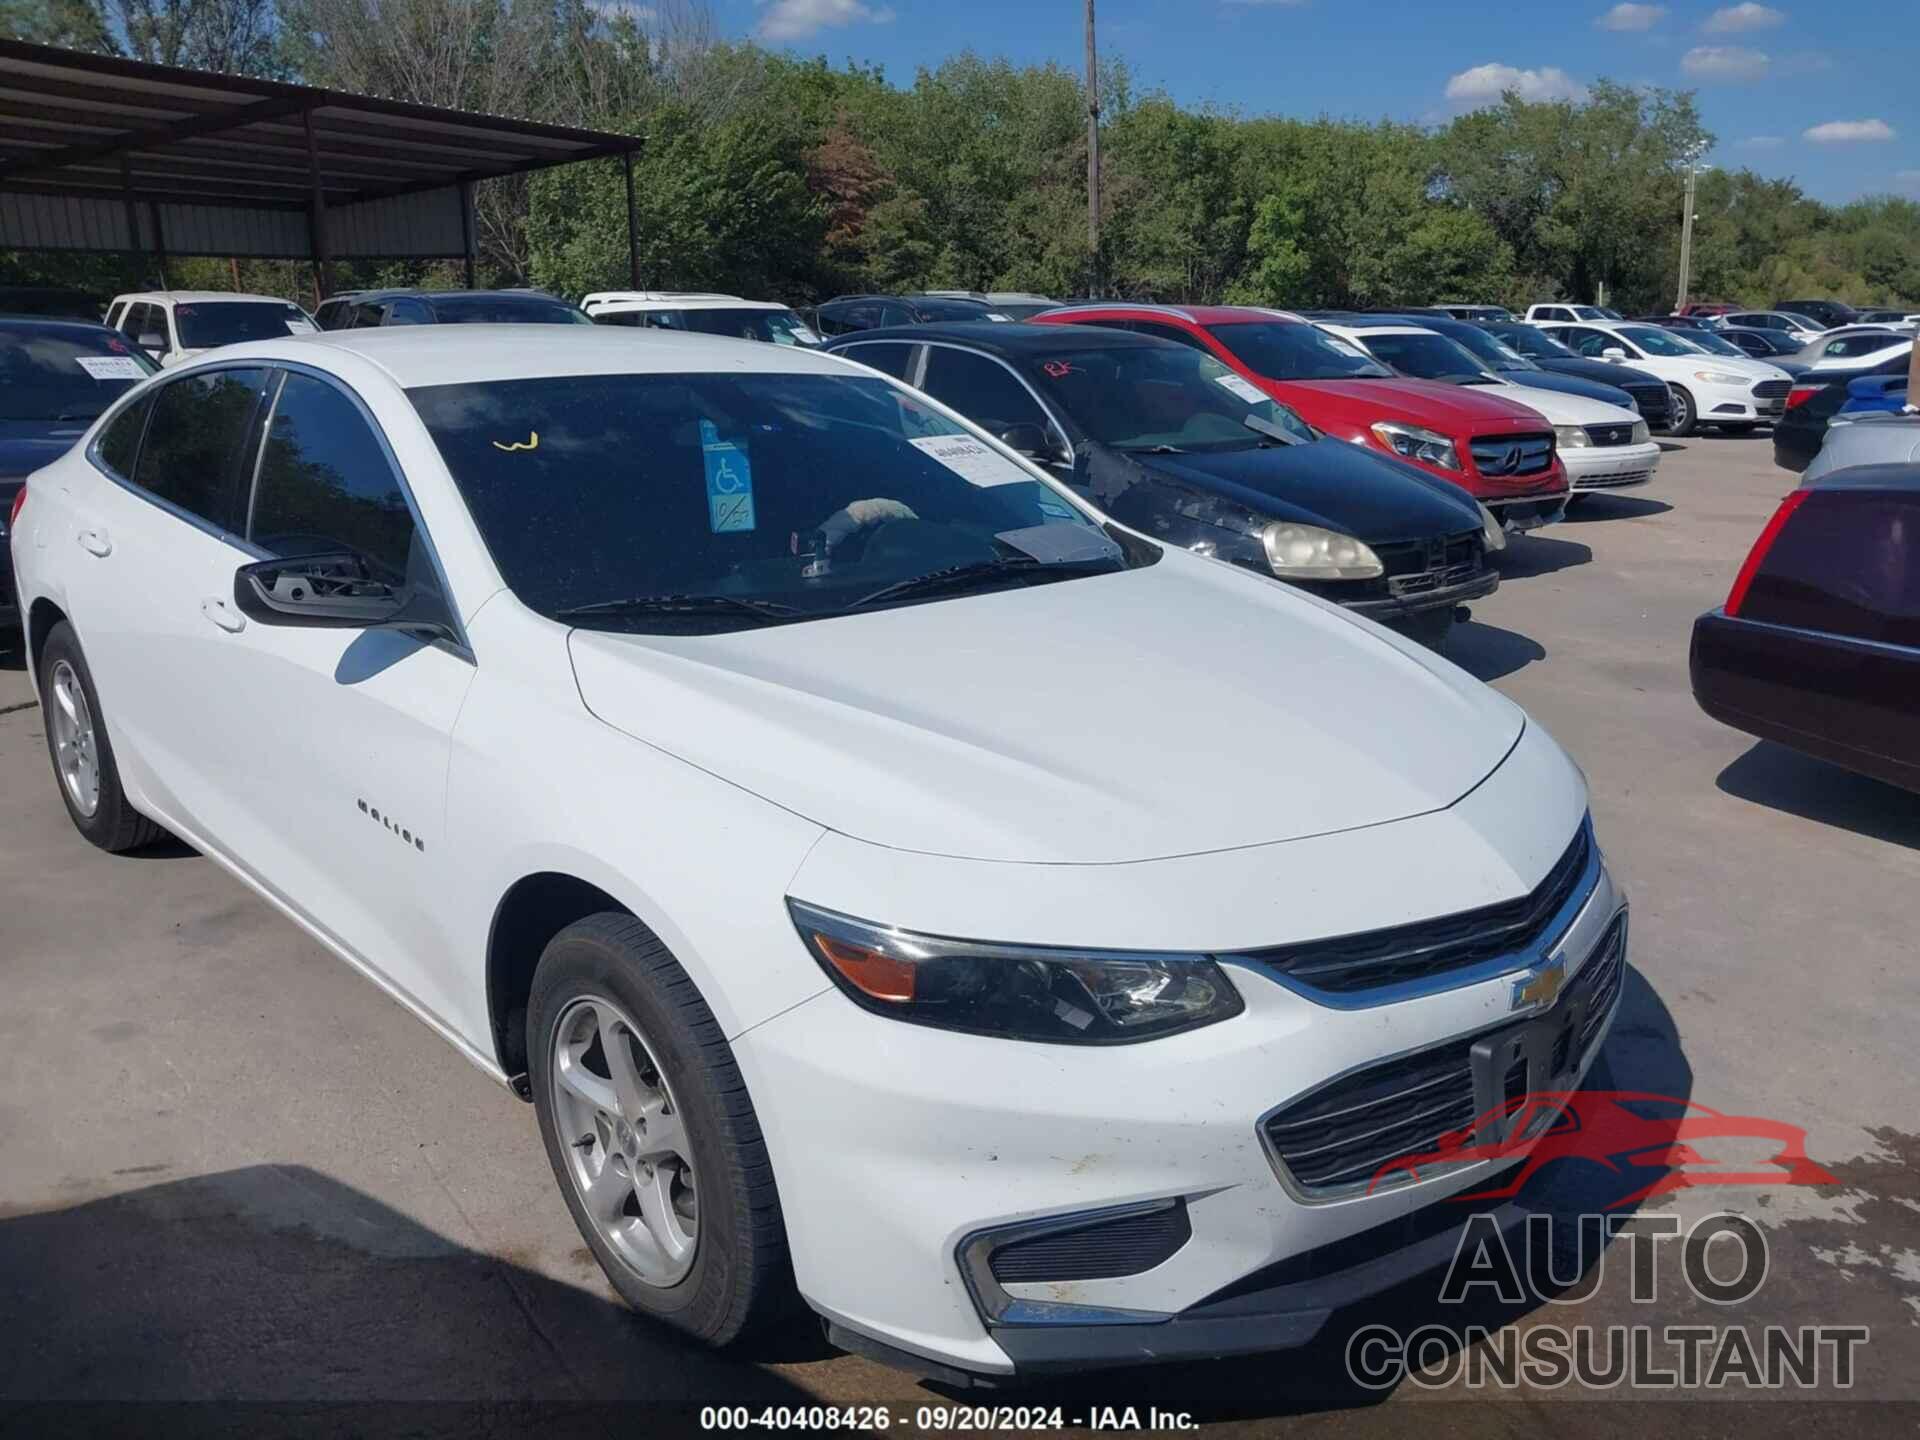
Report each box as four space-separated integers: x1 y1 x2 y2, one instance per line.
136 332 166 353
233 552 455 640
999 423 1065 464
1602 347 1627 361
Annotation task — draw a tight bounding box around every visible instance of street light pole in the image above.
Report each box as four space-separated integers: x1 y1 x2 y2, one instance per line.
1674 160 1699 312
1085 0 1101 295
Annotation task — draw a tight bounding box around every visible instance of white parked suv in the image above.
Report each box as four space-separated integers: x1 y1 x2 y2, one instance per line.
1524 303 1621 324
580 291 820 347
1536 320 1793 436
105 291 317 366
8 327 1624 1380
1320 322 1662 498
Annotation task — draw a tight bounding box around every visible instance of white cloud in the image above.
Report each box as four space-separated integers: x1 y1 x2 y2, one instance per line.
1733 134 1784 149
1682 45 1769 80
1803 119 1896 143
1596 3 1665 30
1443 63 1588 107
1703 2 1784 31
756 0 896 42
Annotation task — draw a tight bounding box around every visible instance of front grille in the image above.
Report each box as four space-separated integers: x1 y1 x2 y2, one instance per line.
1376 532 1482 599
1262 913 1627 1197
1239 822 1592 994
1752 379 1791 401
1469 432 1555 477
988 1202 1192 1284
1582 422 1638 447
1623 383 1671 420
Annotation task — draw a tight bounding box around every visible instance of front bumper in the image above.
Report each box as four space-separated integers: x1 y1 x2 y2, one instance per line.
1562 440 1661 492
1334 564 1499 622
1481 492 1570 531
743 722 1614 1378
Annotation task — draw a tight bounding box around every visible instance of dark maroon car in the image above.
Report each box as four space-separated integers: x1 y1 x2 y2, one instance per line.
1691 463 1920 792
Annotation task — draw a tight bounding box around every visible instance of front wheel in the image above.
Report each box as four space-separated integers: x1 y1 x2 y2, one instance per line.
1667 385 1697 437
37 621 165 852
528 913 796 1346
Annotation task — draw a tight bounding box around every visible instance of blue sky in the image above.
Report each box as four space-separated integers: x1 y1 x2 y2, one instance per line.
719 0 1917 205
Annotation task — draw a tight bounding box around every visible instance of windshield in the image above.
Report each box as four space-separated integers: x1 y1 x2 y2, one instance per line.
1024 343 1317 452
613 307 820 346
1677 329 1744 357
1352 331 1492 383
1207 322 1394 381
1432 324 1533 371
1489 325 1575 360
173 300 316 348
408 372 1126 629
911 298 1005 322
0 329 158 422
1616 326 1699 357
428 295 591 325
991 302 1057 320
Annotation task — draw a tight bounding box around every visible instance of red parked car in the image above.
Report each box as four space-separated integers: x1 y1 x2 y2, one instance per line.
1033 304 1569 529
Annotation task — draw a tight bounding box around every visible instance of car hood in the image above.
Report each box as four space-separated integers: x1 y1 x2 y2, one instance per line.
567 555 1525 864
1482 382 1636 425
1493 369 1633 408
1113 439 1482 544
0 418 92 480
1270 375 1552 432
1535 356 1666 391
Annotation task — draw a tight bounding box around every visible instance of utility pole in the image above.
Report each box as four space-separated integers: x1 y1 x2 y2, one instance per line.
1085 0 1101 296
1674 161 1699 312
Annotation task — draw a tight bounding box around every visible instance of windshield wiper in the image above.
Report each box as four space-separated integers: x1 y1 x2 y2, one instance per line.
555 593 802 625
1243 414 1304 446
846 555 1118 611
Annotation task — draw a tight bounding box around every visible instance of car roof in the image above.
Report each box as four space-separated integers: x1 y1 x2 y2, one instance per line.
1806 461 1920 493
206 324 866 388
0 315 125 337
111 290 294 305
350 288 572 304
828 320 1172 357
590 297 786 313
1320 319 1438 336
1037 301 1306 326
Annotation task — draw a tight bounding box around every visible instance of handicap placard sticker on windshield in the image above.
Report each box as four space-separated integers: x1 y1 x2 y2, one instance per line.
909 434 1031 488
700 418 756 533
74 355 147 381
1213 373 1269 406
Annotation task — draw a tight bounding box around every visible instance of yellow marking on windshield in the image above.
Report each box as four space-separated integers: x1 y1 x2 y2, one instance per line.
492 431 539 452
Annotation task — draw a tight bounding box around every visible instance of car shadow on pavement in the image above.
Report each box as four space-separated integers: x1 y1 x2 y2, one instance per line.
1494 534 1592 579
1716 740 1920 851
921 967 1694 1423
1446 620 1546 682
1561 495 1674 522
0 1165 823 1437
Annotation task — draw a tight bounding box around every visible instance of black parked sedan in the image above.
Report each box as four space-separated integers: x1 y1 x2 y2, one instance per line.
1692 463 1920 793
1772 349 1915 472
1 318 160 630
827 322 1501 647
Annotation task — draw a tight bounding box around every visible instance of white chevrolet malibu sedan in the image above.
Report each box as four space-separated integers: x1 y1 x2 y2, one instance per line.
8 327 1625 1381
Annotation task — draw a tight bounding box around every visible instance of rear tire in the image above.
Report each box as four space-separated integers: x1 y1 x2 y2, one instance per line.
529 913 796 1346
37 622 164 853
1667 385 1697 437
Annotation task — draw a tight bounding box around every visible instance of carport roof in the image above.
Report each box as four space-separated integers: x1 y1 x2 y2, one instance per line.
0 38 641 212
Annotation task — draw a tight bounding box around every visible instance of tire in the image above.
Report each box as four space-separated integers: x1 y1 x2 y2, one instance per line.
37 621 165 853
1720 423 1758 436
1667 385 1697 437
529 913 796 1346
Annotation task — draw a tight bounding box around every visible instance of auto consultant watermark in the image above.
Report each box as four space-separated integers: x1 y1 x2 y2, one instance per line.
1346 1090 1868 1393
1346 1210 1870 1391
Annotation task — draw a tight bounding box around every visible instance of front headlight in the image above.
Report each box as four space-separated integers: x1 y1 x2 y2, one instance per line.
1553 424 1591 449
1477 501 1507 552
788 901 1245 1043
1630 419 1649 444
1260 522 1383 579
1693 370 1747 387
1370 420 1462 472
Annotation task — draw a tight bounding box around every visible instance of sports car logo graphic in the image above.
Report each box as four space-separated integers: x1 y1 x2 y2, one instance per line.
1367 1091 1837 1209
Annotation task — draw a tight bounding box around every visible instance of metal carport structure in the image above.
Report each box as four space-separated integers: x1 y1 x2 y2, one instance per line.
0 39 645 294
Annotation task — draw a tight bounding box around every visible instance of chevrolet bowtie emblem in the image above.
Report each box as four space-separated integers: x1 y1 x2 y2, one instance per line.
1512 961 1567 1012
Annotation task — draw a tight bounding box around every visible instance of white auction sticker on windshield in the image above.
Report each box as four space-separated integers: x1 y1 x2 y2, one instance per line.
792 325 820 343
1213 373 1269 406
285 318 318 334
74 355 146 381
909 434 1032 487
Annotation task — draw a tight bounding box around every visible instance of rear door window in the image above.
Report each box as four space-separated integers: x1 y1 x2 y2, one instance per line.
1132 321 1210 352
131 367 269 533
918 347 1052 436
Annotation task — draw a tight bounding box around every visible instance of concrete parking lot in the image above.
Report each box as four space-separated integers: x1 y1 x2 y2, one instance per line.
2 435 1917 1437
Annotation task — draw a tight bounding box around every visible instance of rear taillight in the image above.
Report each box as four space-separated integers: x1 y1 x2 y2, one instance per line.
1725 490 1809 617
1784 384 1825 411
6 481 24 531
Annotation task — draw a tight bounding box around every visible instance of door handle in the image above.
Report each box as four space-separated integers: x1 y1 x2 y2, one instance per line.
200 597 246 633
77 527 111 557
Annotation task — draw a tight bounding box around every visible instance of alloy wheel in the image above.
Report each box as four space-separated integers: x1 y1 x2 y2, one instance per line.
551 994 700 1287
48 660 100 818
